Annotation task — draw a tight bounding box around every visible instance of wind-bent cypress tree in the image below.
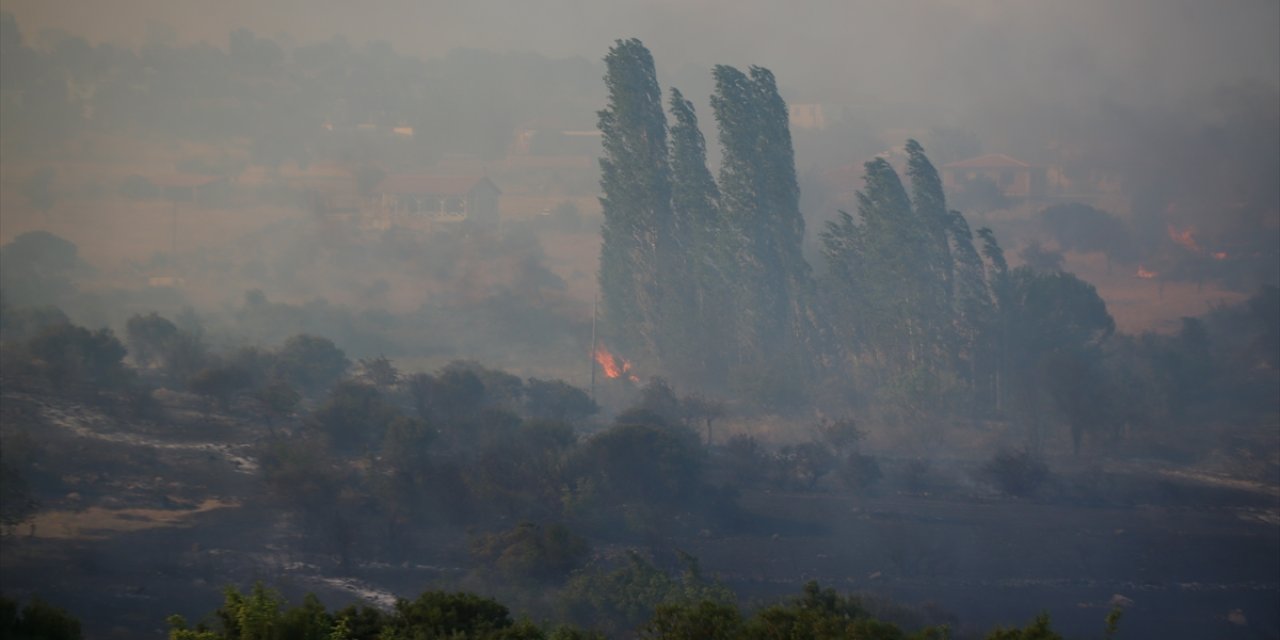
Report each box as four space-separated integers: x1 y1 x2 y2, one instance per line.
948 209 995 401
905 139 956 362
977 226 1011 413
667 87 733 381
852 157 925 368
711 65 813 366
597 39 673 358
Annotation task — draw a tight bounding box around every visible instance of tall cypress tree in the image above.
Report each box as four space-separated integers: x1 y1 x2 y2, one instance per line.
904 139 956 357
597 39 673 359
977 226 1011 413
666 87 732 382
849 157 925 368
948 210 995 402
711 65 813 366
821 151 980 401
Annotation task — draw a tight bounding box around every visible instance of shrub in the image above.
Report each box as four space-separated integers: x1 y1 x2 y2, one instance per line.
980 449 1049 497
470 521 590 584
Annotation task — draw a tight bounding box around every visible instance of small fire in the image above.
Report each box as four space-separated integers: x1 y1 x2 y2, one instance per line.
1212 251 1228 260
1168 225 1202 253
594 344 639 383
1136 266 1158 279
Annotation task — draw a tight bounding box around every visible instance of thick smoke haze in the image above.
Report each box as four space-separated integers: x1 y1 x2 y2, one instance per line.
7 0 1277 108
0 2 1277 639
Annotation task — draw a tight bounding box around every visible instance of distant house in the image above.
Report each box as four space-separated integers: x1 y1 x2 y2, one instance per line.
370 174 501 228
940 153 1046 199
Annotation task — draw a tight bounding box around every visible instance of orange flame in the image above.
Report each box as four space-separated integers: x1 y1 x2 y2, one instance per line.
1136 266 1158 279
594 344 634 380
1168 225 1202 253
1212 251 1228 260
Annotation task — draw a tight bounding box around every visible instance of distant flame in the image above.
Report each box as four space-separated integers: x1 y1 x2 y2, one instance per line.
594 344 635 381
1168 225 1202 253
1136 266 1158 279
1212 251 1228 260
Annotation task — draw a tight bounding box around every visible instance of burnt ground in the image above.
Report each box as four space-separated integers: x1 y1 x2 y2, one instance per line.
684 488 1279 639
1 391 1277 639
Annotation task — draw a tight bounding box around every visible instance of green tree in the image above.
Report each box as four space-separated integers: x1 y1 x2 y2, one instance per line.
637 377 683 425
356 355 400 389
1004 267 1115 450
0 596 82 640
560 550 734 634
712 65 814 370
977 226 1012 414
278 593 332 640
273 334 349 395
254 379 302 424
126 312 179 367
470 521 590 584
948 211 995 404
597 38 673 360
310 380 399 452
665 86 733 382
570 423 704 507
388 590 514 638
25 323 128 393
820 158 929 382
904 139 955 343
524 377 598 424
643 601 743 640
188 365 253 411
215 583 283 640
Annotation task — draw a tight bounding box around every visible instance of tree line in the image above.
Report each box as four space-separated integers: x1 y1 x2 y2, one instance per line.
1 581 1101 640
595 40 1128 445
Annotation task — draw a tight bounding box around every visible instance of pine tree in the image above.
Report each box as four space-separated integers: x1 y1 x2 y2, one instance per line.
597 39 673 359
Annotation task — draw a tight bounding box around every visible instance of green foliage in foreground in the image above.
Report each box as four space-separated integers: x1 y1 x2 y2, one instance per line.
157 581 1101 640
0 595 83 640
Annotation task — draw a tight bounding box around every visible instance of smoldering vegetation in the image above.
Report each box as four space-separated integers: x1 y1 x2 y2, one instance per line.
0 7 1277 640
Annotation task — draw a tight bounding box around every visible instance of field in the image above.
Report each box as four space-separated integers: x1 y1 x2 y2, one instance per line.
0 148 1254 342
1 388 1277 639
2 147 1277 639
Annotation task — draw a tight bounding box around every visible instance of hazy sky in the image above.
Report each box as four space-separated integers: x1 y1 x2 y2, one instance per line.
5 0 1278 111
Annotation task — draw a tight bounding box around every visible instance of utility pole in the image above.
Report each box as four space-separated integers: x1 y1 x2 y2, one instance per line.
589 292 598 402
